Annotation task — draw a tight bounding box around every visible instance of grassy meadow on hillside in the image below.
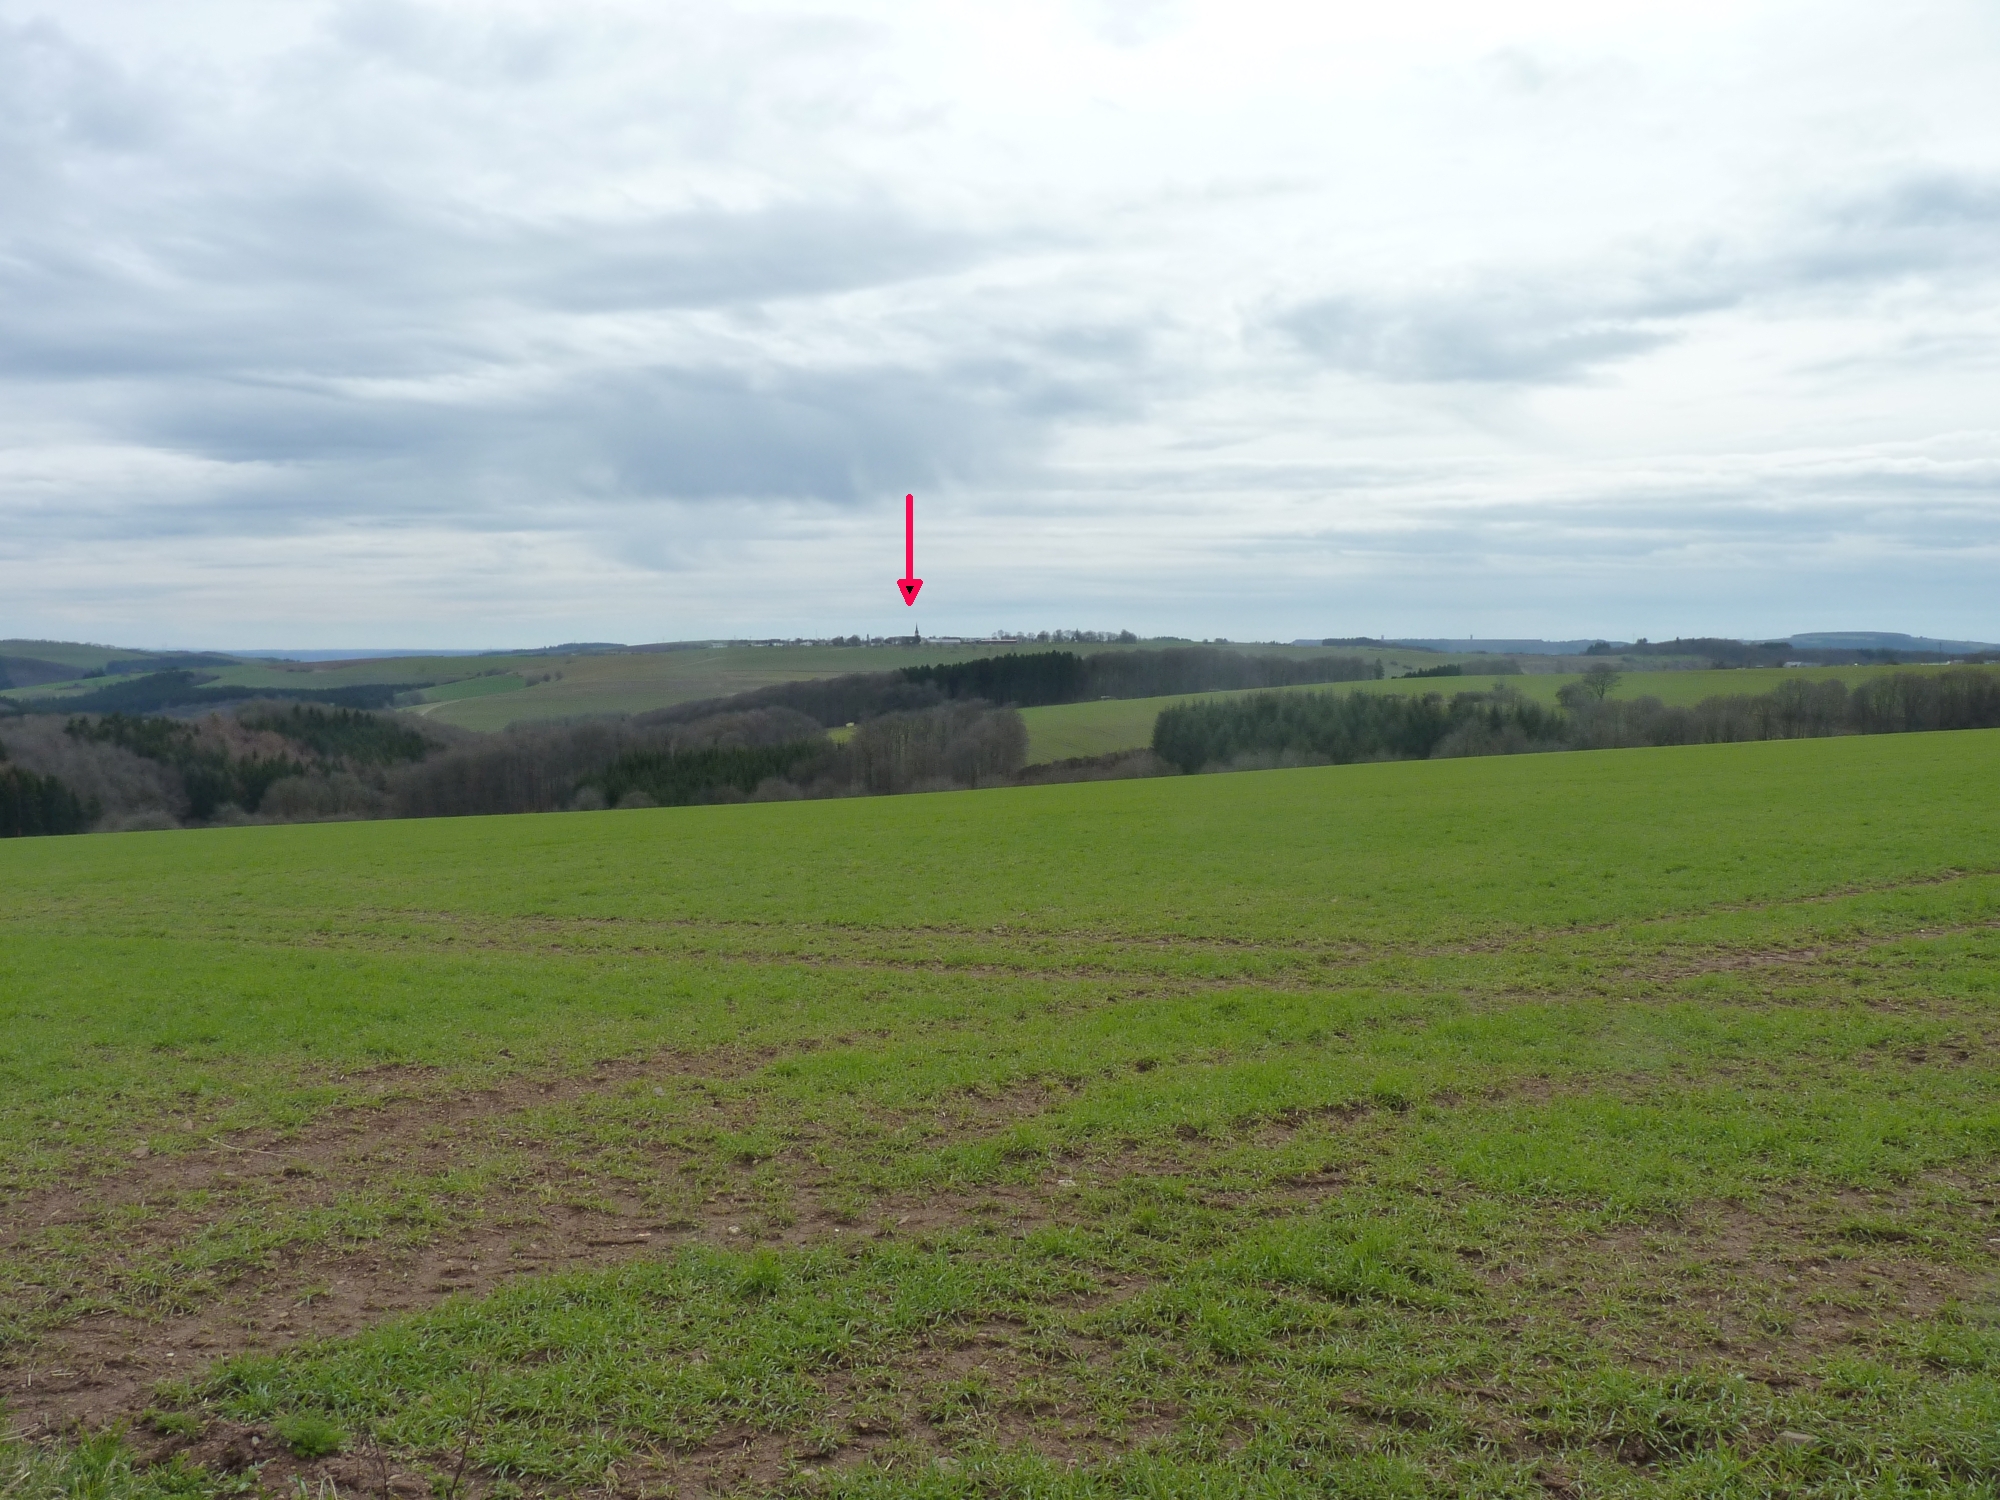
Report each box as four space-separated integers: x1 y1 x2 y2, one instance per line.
8 640 1417 732
5 649 495 703
1018 663 1964 762
413 642 1410 732
3 728 1999 1496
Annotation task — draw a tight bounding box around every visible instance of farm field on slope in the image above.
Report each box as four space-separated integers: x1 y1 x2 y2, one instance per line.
1019 664 1958 762
3 731 1999 1497
416 640 1409 732
16 640 1395 725
416 643 1041 730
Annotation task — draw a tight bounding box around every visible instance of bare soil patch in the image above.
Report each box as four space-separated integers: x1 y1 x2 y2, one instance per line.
1509 1187 2000 1379
0 1053 1080 1443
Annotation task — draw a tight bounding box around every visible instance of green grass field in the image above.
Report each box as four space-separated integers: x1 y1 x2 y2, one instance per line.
0 641 154 674
4 651 524 709
413 643 1423 733
1019 664 1958 763
424 644 1036 730
4 730 1998 1497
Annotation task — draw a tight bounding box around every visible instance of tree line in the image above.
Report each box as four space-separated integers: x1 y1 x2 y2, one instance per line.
338 699 1037 816
1152 668 2000 773
1564 669 2000 748
901 646 1382 708
0 692 1050 834
647 646 1383 730
1152 689 1555 771
0 742 93 837
1614 638 1992 669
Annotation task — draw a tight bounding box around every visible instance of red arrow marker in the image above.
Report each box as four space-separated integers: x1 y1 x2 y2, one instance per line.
897 492 923 605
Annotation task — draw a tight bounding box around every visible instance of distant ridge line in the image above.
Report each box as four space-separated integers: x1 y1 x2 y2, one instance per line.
1289 633 2000 657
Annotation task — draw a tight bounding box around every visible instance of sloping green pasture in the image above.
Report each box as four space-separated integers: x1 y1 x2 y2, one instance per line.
6 644 1070 720
6 652 508 704
1020 664 1958 762
416 641 1407 732
2 731 1999 1497
421 643 1033 730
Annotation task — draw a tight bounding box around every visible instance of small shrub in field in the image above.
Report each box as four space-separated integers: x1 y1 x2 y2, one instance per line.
274 1412 346 1458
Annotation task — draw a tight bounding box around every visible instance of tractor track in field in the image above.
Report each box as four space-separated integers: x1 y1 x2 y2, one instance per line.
17 921 1998 1021
17 864 1995 944
18 866 1995 990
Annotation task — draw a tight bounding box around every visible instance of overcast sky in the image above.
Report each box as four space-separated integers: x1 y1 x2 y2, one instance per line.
3 0 1997 648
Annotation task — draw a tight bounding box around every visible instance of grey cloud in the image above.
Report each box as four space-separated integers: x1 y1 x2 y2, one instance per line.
182 186 998 321
517 205 1003 314
0 18 164 153
0 14 1126 529
0 189 1003 381
1838 172 2000 232
324 0 878 90
0 11 1007 400
1275 238 1754 384
4 2 1996 645
1277 169 2000 386
561 363 1044 502
1277 288 1684 384
0 341 1124 545
1789 171 2000 285
327 0 580 84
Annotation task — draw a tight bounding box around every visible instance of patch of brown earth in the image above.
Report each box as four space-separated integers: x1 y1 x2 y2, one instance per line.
1 1052 1116 1443
1504 1186 2000 1379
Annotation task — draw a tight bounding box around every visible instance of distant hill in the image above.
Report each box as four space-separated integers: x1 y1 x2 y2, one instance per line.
1293 638 1623 656
1789 632 1998 656
1383 638 1620 656
1295 632 2000 659
227 649 499 661
10 635 1368 731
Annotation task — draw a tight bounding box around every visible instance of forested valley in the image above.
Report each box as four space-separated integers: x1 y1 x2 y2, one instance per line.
10 652 2000 837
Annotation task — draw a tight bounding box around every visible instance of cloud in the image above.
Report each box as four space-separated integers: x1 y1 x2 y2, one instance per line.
1788 170 2000 285
0 12 1114 539
0 17 164 153
0 186 1010 381
1274 167 2000 386
1276 283 1689 384
1 1 1997 643
1074 0 1186 48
